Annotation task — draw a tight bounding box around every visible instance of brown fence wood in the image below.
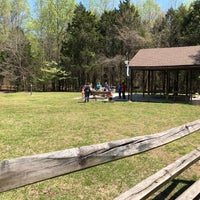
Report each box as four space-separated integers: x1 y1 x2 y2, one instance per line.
175 179 200 200
114 148 200 200
0 119 200 193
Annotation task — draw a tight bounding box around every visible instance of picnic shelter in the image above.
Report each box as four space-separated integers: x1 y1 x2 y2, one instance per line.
128 45 200 103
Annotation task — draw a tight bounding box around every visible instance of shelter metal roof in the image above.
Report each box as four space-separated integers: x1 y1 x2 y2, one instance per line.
129 46 200 70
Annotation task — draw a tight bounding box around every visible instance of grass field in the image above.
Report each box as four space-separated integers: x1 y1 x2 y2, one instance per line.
0 92 200 200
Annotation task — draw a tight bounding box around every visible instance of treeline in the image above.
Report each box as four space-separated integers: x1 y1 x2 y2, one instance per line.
0 0 199 92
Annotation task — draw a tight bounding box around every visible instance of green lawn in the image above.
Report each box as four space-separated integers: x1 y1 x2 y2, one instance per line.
0 92 200 200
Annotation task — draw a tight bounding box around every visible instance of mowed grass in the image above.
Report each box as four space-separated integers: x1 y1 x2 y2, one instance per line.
0 92 200 200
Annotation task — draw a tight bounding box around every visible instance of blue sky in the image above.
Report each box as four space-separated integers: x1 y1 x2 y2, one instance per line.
76 0 192 11
29 0 192 12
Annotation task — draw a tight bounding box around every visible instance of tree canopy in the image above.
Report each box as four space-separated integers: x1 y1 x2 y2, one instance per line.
0 0 199 92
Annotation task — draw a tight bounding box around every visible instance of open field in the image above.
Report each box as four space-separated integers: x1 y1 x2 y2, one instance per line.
0 92 200 200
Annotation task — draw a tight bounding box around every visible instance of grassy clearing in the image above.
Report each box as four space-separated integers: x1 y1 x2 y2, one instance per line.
0 92 200 200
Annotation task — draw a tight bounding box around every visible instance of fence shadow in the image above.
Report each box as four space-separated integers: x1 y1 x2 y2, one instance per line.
153 179 195 200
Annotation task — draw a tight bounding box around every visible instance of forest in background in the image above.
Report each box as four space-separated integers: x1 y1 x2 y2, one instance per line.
0 0 200 92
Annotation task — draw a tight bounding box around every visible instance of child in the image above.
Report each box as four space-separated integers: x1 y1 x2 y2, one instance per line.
84 83 91 102
81 86 85 97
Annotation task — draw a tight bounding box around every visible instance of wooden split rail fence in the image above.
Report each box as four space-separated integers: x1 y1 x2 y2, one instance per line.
1 119 200 199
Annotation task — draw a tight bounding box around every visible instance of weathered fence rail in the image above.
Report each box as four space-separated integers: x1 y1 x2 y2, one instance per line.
115 148 200 200
176 179 200 200
1 119 200 198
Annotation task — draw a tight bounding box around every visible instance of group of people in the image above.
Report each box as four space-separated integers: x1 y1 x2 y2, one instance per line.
82 81 126 102
96 81 111 92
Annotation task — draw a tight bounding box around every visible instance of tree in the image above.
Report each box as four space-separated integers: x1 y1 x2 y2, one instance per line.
0 0 32 90
115 0 145 55
151 15 169 47
98 9 119 57
34 0 76 63
28 0 76 90
152 4 189 48
88 0 117 15
0 0 11 37
138 0 163 30
182 0 200 45
61 3 100 90
38 61 70 91
96 0 146 85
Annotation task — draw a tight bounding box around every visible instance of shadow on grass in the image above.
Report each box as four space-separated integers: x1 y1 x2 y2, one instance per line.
153 179 197 200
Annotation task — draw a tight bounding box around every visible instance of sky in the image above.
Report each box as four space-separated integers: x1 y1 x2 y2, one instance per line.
76 0 192 11
28 0 193 13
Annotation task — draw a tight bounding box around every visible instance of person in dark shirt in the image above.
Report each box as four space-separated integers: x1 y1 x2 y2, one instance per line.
84 82 91 102
118 84 122 99
121 82 126 99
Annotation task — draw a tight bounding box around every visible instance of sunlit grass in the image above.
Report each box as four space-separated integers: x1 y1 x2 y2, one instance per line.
0 92 200 199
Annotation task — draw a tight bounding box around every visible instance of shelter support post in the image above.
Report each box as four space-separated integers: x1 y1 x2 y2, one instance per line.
186 70 189 97
166 71 170 100
151 71 154 94
147 70 150 100
189 70 193 102
126 72 131 101
162 71 166 95
173 70 179 101
142 70 145 97
130 69 133 101
185 70 191 103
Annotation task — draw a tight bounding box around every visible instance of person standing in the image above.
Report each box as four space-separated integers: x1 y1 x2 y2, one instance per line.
121 82 126 99
118 84 122 99
84 82 91 102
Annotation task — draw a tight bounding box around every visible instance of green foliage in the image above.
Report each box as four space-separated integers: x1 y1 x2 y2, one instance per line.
38 61 70 90
152 1 199 47
98 10 119 57
138 0 163 28
61 3 99 86
0 0 32 90
1 0 200 92
182 0 200 45
115 0 145 55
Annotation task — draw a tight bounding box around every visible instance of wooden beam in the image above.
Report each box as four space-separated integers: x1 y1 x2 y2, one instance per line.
185 71 188 96
130 69 133 100
175 179 200 200
1 119 200 192
147 70 150 97
114 148 200 200
142 70 145 97
189 70 193 101
163 71 166 95
166 70 170 99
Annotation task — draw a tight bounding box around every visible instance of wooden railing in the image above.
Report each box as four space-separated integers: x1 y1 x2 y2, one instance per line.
115 148 200 200
1 119 200 199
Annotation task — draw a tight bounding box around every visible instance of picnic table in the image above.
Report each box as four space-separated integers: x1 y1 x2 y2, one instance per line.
92 90 113 101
